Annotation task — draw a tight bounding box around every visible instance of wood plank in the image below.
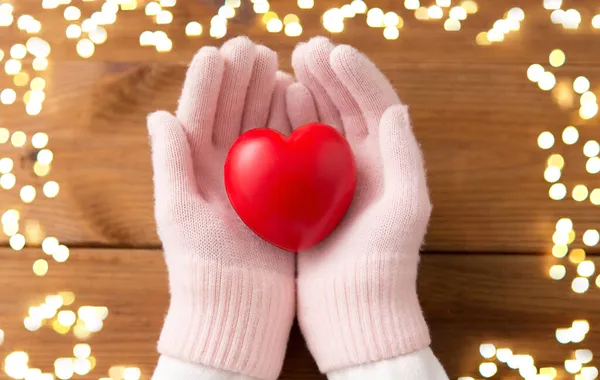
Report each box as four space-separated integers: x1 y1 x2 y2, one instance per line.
1 1 600 252
5 0 600 64
31 59 599 253
0 248 597 379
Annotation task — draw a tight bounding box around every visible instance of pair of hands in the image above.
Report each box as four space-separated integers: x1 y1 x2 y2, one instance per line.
148 36 431 375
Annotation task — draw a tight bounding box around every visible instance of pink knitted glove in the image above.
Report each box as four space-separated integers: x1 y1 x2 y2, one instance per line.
287 37 431 373
147 37 295 380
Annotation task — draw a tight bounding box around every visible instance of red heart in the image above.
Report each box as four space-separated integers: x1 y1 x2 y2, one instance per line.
225 123 357 252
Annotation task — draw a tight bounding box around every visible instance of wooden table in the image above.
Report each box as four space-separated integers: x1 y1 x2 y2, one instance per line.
1 0 600 378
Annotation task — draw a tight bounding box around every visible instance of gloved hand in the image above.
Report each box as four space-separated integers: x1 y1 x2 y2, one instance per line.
287 37 432 374
148 36 295 380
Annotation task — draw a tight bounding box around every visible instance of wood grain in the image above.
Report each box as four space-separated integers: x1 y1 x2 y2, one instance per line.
39 59 600 253
0 248 597 379
0 1 600 252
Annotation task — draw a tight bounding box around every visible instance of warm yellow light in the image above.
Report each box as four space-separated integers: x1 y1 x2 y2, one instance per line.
9 233 25 250
461 0 478 14
253 1 269 14
583 140 599 157
563 9 581 29
580 103 599 120
544 0 562 10
569 248 586 264
298 0 314 10
20 185 36 203
0 128 8 144
581 91 597 105
10 44 27 60
549 183 567 200
574 76 591 94
493 20 510 34
121 0 138 11
185 22 202 36
89 27 108 44
383 26 399 40
428 5 443 19
65 24 81 39
444 18 461 31
577 261 595 277
340 4 354 18
58 310 76 326
13 72 29 87
549 49 565 67
32 259 48 276
414 7 429 20
583 229 599 246
590 188 600 205
0 173 16 189
479 344 496 359
11 131 26 147
73 343 91 359
64 6 81 21
549 265 566 280
73 358 92 376
572 184 588 201
479 362 497 378
156 10 173 24
26 102 42 116
218 5 235 19
593 15 600 29
552 244 567 258
507 7 525 21
32 57 48 71
123 367 141 380
43 180 59 198
145 2 161 16
537 131 554 149
82 18 97 32
586 157 600 174
571 277 589 294
562 125 578 144
350 0 365 13
209 24 227 39
0 157 13 174
5 59 21 75
266 18 283 33
42 0 59 8
475 32 490 46
449 6 467 20
539 71 556 91
527 64 544 82
155 38 173 52
285 22 303 37
26 37 51 58
139 31 155 46
486 29 503 42
77 39 95 58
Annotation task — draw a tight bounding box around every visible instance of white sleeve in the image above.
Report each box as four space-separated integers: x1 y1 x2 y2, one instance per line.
152 356 259 380
327 348 449 380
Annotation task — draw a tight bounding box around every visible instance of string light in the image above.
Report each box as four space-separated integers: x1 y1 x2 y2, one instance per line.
77 39 95 58
537 131 554 149
527 64 545 82
427 5 443 19
549 264 566 280
185 22 202 36
549 183 567 200
156 10 173 24
266 18 283 32
298 0 314 9
1 88 17 104
549 49 565 67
